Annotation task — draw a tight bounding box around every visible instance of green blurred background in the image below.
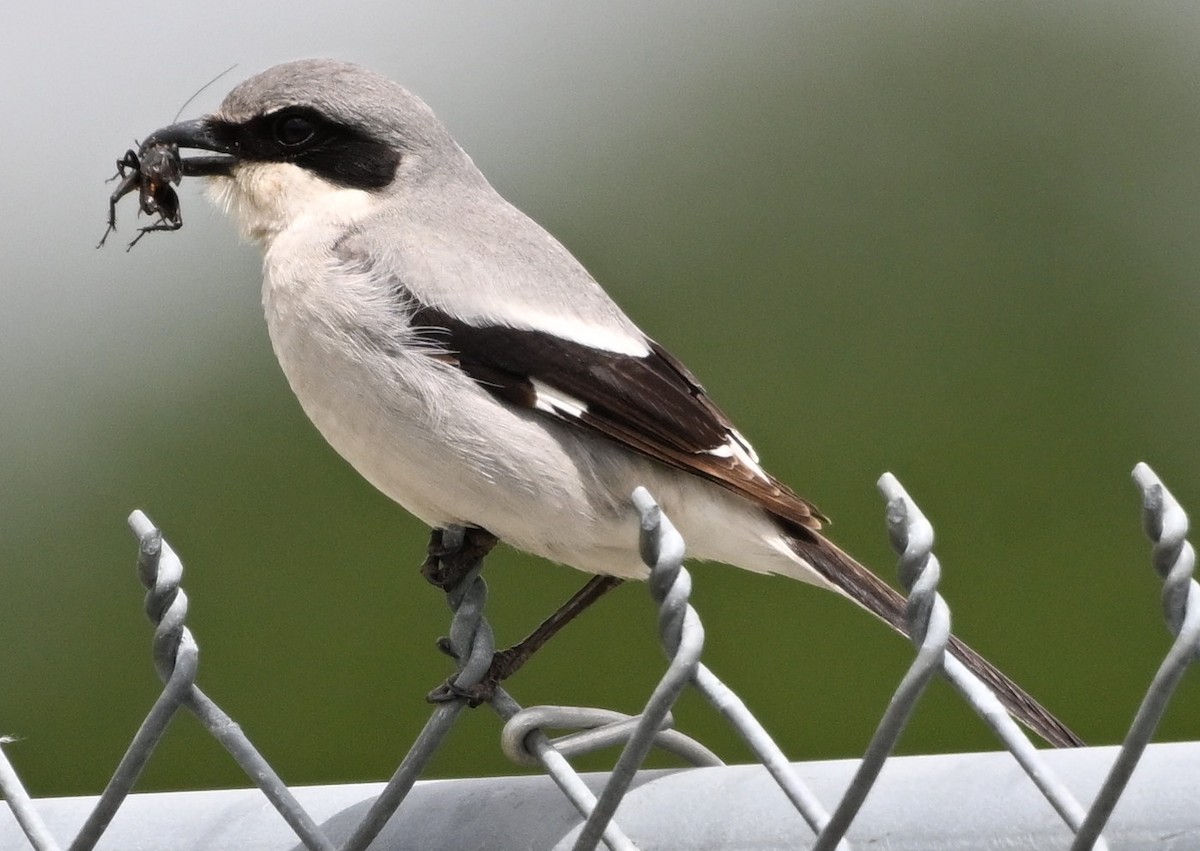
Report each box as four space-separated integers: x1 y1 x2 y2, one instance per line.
3 2 1200 797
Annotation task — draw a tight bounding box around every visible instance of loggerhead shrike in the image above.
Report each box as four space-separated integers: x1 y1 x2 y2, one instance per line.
127 59 1080 747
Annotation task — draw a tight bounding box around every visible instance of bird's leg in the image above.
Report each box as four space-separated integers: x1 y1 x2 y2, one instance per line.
488 575 624 682
421 526 498 590
428 573 624 706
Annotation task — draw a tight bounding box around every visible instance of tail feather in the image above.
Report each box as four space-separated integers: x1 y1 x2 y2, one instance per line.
789 532 1083 748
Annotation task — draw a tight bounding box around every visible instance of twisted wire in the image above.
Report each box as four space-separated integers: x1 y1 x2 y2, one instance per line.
1071 464 1200 849
812 474 952 850
570 489 707 850
133 523 196 685
342 525 496 851
67 516 203 851
490 692 638 851
1134 463 1198 643
875 478 1101 845
434 527 497 698
500 706 722 768
636 489 844 844
117 514 334 851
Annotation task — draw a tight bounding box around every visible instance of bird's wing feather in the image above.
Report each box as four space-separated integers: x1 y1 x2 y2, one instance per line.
387 280 1084 749
408 301 827 533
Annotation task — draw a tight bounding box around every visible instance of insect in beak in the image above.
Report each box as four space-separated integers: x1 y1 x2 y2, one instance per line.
99 118 236 250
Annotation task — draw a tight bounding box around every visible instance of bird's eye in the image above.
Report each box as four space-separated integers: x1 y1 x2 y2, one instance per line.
273 113 317 147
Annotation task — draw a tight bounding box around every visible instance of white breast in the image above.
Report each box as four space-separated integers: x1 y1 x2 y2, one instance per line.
256 217 654 574
217 167 812 584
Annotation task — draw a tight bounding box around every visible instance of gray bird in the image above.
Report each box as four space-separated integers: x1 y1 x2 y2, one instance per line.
129 58 1080 747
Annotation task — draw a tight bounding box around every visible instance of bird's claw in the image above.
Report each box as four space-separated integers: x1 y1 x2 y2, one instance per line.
425 648 520 707
421 526 498 590
426 675 498 708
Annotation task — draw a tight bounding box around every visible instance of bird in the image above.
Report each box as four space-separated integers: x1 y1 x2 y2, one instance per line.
127 58 1081 747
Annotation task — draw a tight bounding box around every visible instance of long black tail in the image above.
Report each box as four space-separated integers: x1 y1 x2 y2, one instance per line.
791 532 1083 748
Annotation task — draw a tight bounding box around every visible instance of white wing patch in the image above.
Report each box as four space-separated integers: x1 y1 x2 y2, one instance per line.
729 428 760 464
531 379 589 419
520 313 651 357
705 428 770 481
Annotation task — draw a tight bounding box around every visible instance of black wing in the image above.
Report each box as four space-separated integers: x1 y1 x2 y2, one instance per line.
410 303 826 534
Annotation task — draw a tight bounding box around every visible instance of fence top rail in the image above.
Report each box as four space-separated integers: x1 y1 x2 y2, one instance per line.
4 742 1198 851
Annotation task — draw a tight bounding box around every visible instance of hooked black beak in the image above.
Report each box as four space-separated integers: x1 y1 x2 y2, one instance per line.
141 118 237 178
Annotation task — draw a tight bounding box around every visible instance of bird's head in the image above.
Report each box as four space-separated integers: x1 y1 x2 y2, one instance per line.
140 59 466 243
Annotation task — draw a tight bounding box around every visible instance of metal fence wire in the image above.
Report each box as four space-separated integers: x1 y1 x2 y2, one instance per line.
1 463 1199 849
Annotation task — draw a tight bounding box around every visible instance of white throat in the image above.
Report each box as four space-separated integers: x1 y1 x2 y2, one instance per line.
207 161 377 245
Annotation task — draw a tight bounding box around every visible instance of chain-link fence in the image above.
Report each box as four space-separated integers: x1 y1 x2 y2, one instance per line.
2 463 1197 849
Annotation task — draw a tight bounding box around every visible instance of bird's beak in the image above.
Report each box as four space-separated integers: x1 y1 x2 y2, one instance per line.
141 117 237 178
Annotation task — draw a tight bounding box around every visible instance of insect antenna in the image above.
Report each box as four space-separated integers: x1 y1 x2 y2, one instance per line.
172 63 238 123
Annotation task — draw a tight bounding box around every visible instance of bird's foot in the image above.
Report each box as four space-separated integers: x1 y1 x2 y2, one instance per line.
421 526 498 591
426 677 495 707
426 646 520 707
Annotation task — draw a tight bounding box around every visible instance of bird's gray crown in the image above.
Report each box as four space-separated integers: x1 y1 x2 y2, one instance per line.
218 59 457 158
